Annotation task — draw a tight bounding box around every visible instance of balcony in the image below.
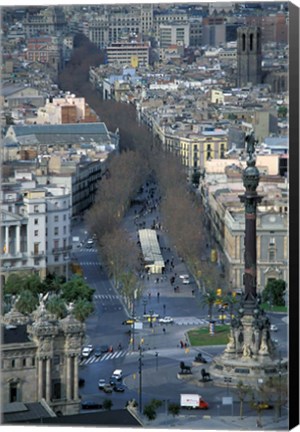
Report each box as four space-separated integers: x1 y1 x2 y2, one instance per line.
1 251 26 260
30 251 45 257
52 245 72 253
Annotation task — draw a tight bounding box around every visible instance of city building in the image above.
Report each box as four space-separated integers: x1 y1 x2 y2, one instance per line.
23 6 67 37
106 41 150 67
33 94 98 125
1 178 71 283
159 23 190 49
1 300 84 416
237 26 262 87
200 159 288 294
3 122 119 162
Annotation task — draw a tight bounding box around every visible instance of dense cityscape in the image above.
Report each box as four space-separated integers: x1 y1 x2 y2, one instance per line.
1 2 290 429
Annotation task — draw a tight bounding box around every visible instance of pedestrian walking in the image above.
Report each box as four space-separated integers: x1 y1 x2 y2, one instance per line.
162 328 166 334
180 340 184 348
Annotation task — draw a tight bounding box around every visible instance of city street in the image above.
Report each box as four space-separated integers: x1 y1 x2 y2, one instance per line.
70 181 288 427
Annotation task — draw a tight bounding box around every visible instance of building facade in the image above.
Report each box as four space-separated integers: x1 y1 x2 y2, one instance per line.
106 42 150 67
1 301 84 416
237 26 262 87
1 181 71 283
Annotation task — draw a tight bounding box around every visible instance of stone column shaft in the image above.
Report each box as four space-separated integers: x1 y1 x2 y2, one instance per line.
46 358 51 401
5 226 9 253
16 225 20 253
66 356 71 400
38 359 43 400
73 356 78 400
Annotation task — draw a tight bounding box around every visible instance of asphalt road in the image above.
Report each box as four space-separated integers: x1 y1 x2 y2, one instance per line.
70 181 288 424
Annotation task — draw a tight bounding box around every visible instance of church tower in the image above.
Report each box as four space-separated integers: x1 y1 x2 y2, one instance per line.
237 26 262 87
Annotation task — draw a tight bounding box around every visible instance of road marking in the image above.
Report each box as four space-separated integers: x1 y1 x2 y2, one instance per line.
79 349 132 366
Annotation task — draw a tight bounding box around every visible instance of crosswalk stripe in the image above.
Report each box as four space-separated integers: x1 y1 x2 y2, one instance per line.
110 352 118 359
100 353 111 361
79 349 133 366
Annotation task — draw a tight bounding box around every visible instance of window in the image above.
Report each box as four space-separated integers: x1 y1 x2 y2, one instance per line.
269 249 276 261
34 219 38 225
63 214 66 221
11 359 15 368
54 227 59 235
34 230 38 236
34 205 39 213
54 215 59 222
32 357 35 366
9 382 18 403
63 226 66 235
54 255 59 262
23 358 26 367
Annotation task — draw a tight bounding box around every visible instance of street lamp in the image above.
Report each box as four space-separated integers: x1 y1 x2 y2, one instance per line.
224 377 232 395
155 352 158 371
138 338 144 413
143 299 147 315
163 304 166 316
149 309 153 328
278 353 282 419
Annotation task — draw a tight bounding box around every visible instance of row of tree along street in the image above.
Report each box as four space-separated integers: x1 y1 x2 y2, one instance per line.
57 34 226 310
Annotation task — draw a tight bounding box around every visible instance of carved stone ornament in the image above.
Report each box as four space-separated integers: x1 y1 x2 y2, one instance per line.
67 335 81 350
39 338 51 353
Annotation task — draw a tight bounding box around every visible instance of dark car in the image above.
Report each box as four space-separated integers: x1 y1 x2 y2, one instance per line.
114 383 125 392
81 400 102 410
109 376 119 386
78 378 85 387
94 347 102 357
103 384 113 393
100 345 109 353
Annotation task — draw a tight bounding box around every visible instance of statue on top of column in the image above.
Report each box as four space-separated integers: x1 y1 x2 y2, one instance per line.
245 131 257 162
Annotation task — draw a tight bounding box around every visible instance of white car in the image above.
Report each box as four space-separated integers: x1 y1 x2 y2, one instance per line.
82 345 93 357
179 274 189 279
98 379 106 389
182 278 190 285
270 324 278 332
159 316 174 324
143 312 160 319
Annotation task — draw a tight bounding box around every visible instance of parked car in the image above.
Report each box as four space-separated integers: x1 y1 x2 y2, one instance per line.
182 278 190 285
100 345 109 353
179 274 189 279
270 324 278 331
98 379 106 389
159 316 174 324
114 383 125 392
103 384 113 393
81 400 102 410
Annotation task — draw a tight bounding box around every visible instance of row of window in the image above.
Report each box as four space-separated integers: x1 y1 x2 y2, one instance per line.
2 357 35 369
34 226 68 236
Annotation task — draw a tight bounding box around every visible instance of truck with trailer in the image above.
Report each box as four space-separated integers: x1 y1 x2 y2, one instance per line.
180 394 209 409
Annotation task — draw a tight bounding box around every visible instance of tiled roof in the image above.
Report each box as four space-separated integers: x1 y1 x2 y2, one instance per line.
10 123 109 137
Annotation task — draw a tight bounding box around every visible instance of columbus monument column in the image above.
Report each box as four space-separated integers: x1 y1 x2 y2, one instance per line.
208 132 287 386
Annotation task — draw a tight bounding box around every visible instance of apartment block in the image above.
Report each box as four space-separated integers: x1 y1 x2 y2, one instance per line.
1 179 71 283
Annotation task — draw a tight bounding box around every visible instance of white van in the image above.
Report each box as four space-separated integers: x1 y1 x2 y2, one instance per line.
111 369 123 380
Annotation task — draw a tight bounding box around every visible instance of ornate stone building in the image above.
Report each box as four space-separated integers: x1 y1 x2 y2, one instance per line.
1 298 85 416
